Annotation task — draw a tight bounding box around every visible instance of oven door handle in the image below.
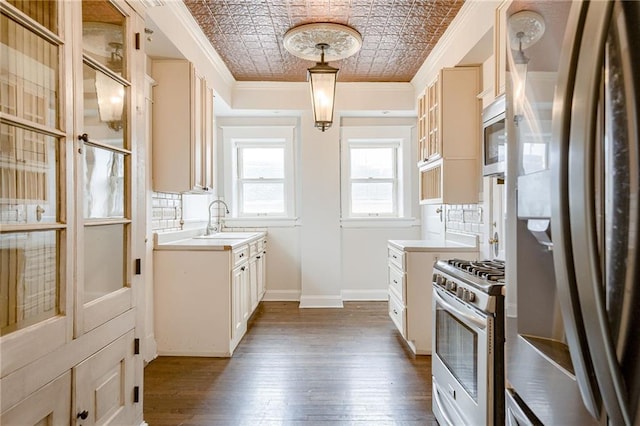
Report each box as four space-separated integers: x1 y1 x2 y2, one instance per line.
433 289 487 330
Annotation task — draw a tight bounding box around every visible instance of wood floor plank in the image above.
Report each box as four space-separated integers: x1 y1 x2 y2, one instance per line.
144 301 437 425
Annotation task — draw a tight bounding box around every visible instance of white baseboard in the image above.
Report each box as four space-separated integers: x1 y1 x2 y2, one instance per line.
299 295 344 308
262 289 300 301
341 289 389 301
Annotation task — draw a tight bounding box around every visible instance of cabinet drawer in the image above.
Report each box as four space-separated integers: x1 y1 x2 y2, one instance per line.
388 293 406 338
249 241 258 257
388 246 405 270
233 246 248 267
388 265 406 303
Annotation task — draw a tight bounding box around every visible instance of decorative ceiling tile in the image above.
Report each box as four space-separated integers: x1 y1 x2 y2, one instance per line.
185 0 465 82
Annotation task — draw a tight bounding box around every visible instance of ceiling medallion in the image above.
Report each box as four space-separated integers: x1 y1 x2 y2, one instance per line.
508 10 546 50
283 23 362 62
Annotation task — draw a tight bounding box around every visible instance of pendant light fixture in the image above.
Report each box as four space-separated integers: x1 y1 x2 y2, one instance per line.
284 23 362 131
508 10 545 124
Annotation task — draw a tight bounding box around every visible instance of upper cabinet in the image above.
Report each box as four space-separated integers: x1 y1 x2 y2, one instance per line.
419 66 481 204
151 60 215 193
494 0 512 98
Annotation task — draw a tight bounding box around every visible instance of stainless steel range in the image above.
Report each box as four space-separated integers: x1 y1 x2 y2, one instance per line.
431 259 505 426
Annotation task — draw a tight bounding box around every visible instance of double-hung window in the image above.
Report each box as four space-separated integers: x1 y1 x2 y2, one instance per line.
348 142 399 216
341 126 413 220
224 126 295 218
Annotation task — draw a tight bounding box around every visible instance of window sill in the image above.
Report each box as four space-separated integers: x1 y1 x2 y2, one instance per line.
223 217 300 228
340 217 420 228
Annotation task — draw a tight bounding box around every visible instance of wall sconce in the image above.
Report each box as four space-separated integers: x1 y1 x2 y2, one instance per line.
284 23 362 131
508 11 545 125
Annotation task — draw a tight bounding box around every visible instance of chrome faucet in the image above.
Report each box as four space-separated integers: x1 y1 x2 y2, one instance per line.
205 200 230 235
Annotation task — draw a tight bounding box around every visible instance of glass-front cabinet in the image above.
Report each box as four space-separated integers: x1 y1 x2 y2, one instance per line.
1 1 144 424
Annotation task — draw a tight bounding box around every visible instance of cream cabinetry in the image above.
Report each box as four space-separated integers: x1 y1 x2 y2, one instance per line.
151 59 215 193
418 67 481 204
494 0 512 98
387 242 477 354
1 1 144 424
154 234 266 357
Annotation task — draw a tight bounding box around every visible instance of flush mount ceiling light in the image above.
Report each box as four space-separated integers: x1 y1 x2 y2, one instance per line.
284 23 362 131
508 10 545 123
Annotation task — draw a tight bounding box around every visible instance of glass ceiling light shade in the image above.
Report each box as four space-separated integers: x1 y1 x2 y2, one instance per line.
508 10 545 123
284 23 362 132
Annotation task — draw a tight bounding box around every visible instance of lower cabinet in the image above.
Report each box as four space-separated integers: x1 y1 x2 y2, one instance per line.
1 328 137 426
154 235 267 357
387 243 477 354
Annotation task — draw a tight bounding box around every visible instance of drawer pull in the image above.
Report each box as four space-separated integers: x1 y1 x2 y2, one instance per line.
392 255 397 259
393 309 398 315
393 280 398 284
256 256 261 259
241 266 246 271
240 253 245 257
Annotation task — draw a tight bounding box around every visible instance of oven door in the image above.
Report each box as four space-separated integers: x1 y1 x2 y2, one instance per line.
432 285 492 426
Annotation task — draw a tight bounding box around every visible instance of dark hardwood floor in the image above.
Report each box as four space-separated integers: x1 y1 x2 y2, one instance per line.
144 301 437 425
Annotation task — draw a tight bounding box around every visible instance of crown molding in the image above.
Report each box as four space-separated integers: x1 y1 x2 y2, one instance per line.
412 0 498 92
164 0 236 88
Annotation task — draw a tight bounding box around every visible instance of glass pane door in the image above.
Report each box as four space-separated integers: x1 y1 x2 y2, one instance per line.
78 0 132 334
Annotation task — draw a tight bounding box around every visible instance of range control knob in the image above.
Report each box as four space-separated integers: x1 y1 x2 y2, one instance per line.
446 280 457 292
464 290 476 303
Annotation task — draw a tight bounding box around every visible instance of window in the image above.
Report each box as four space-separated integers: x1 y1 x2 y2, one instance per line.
341 126 413 221
223 126 295 218
348 143 398 216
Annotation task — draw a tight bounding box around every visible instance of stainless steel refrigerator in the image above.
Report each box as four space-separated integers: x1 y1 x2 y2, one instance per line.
505 1 639 425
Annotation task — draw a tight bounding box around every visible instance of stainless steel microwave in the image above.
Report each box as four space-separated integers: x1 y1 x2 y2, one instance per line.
482 94 506 176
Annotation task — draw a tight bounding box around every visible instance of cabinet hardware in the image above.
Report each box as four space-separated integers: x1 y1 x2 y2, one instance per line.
135 32 141 50
78 133 89 142
392 255 397 259
134 386 140 403
77 410 89 420
134 338 140 355
393 309 398 315
135 258 141 275
241 266 246 271
393 280 398 284
256 256 261 259
239 253 244 257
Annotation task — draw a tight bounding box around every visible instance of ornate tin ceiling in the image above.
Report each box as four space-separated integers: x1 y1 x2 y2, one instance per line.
184 0 465 82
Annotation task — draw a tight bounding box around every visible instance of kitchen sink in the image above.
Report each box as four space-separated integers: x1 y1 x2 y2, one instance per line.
193 232 260 239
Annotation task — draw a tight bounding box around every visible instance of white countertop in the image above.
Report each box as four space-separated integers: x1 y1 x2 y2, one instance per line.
388 232 478 252
154 230 266 251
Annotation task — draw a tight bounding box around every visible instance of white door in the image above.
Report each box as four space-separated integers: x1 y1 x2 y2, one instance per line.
74 330 135 426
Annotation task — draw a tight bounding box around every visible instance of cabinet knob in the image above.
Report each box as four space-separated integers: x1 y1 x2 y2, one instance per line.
256 256 261 259
77 410 89 420
78 133 89 142
241 266 245 271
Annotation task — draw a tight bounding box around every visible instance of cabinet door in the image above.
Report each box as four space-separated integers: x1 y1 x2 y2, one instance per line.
257 250 266 299
1 371 71 425
427 78 441 161
191 70 204 190
77 0 138 335
231 266 246 349
249 256 258 312
203 82 215 191
74 330 135 426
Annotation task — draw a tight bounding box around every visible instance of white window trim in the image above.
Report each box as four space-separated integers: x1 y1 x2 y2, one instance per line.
340 126 413 224
222 126 296 220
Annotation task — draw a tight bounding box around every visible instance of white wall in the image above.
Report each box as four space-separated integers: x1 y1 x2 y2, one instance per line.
146 0 501 307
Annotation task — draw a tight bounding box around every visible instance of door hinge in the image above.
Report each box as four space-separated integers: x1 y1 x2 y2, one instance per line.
135 32 141 50
135 258 141 275
134 338 140 355
134 386 140 403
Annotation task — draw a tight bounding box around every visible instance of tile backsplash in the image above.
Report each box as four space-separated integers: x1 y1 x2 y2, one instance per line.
151 192 182 232
445 204 483 237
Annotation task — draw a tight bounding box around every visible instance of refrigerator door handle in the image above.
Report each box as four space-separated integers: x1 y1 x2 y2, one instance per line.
550 0 602 419
566 1 636 424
